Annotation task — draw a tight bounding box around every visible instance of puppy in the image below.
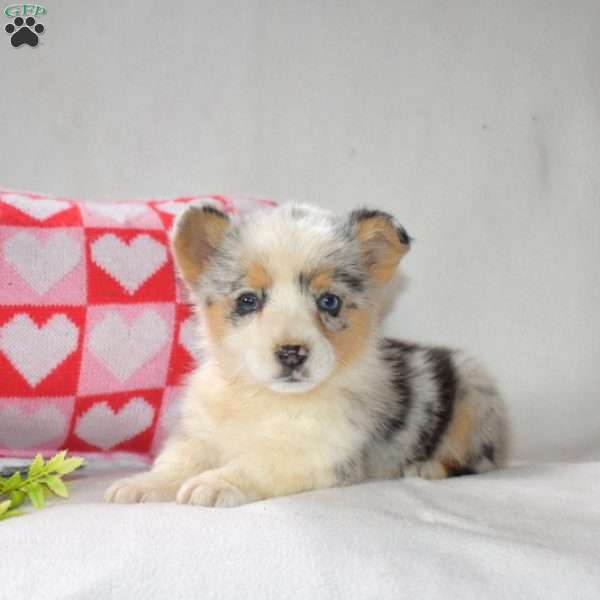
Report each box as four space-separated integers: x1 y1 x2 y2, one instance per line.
105 203 508 507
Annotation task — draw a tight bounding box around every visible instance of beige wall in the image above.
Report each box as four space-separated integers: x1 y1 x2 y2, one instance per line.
1 0 599 460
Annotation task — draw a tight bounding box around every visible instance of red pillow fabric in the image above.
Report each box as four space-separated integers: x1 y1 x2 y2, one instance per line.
0 189 274 459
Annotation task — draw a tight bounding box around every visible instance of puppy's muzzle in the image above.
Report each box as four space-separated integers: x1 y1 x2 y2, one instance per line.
275 345 309 369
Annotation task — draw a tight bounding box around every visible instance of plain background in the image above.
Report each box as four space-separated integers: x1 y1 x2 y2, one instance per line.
1 1 598 461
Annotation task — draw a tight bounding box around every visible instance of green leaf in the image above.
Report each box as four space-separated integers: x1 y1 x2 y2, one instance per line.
45 450 67 472
0 452 84 519
55 456 84 475
25 482 45 509
0 499 22 520
9 490 25 509
28 454 45 478
0 507 23 520
1 471 23 492
45 475 68 498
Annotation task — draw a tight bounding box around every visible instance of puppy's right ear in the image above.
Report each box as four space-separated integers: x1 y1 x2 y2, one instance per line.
348 208 411 285
171 205 230 287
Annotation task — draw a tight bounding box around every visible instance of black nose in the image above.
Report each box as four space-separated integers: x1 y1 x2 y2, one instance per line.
276 345 309 368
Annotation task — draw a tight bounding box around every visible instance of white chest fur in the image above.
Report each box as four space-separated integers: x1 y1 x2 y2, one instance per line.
180 362 373 472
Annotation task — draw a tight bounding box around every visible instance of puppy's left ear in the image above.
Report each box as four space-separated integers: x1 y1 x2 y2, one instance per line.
349 209 411 284
170 205 230 288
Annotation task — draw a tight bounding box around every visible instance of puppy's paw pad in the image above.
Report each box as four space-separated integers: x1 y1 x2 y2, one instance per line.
104 477 175 503
404 461 448 480
176 476 248 507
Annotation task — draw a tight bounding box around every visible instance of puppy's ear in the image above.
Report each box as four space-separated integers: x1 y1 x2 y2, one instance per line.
349 209 411 284
171 205 230 287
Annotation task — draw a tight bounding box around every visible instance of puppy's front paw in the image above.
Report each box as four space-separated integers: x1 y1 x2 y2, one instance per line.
176 473 250 508
104 475 177 504
404 460 448 480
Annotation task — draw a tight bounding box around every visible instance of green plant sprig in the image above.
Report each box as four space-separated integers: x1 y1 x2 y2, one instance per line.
0 451 84 520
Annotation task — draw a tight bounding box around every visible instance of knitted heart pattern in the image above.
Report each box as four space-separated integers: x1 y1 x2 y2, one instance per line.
0 190 275 458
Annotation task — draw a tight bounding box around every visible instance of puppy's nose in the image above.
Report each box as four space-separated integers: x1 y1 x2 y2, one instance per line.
275 345 309 368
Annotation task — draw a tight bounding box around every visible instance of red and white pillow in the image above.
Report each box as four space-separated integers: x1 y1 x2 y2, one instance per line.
0 189 274 460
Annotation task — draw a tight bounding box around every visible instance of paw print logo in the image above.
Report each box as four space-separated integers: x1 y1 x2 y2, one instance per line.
5 16 45 48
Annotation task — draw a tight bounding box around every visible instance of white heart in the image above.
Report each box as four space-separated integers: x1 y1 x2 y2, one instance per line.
0 314 78 387
86 202 148 224
154 201 189 216
91 234 167 294
179 316 200 358
1 194 71 221
88 310 168 381
4 231 81 295
74 397 154 450
0 404 67 449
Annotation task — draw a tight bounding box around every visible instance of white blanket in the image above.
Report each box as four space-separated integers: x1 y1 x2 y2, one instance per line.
2 461 599 600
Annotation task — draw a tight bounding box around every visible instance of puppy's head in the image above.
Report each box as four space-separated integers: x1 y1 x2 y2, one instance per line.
171 203 410 394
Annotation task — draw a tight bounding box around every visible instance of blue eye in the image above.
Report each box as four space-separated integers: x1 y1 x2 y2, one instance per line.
236 292 260 314
317 293 342 316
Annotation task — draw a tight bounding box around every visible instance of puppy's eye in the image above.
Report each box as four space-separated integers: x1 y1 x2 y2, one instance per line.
317 293 342 317
236 292 260 314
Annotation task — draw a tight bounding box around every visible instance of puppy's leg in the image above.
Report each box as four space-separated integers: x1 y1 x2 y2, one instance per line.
405 379 507 480
404 398 475 480
105 436 213 503
176 445 334 508
404 460 449 480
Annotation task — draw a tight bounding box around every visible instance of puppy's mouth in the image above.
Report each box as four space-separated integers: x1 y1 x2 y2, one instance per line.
280 365 306 381
269 368 316 394
280 374 302 383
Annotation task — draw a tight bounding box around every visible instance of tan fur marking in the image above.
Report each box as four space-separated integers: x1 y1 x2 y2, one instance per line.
246 262 272 289
320 308 372 369
172 209 229 286
355 216 409 284
203 300 227 342
311 270 333 291
437 399 475 470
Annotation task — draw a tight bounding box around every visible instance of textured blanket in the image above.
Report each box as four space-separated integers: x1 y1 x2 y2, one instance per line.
1 460 599 599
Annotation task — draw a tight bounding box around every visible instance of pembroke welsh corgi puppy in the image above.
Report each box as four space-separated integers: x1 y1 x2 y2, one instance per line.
106 203 508 507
